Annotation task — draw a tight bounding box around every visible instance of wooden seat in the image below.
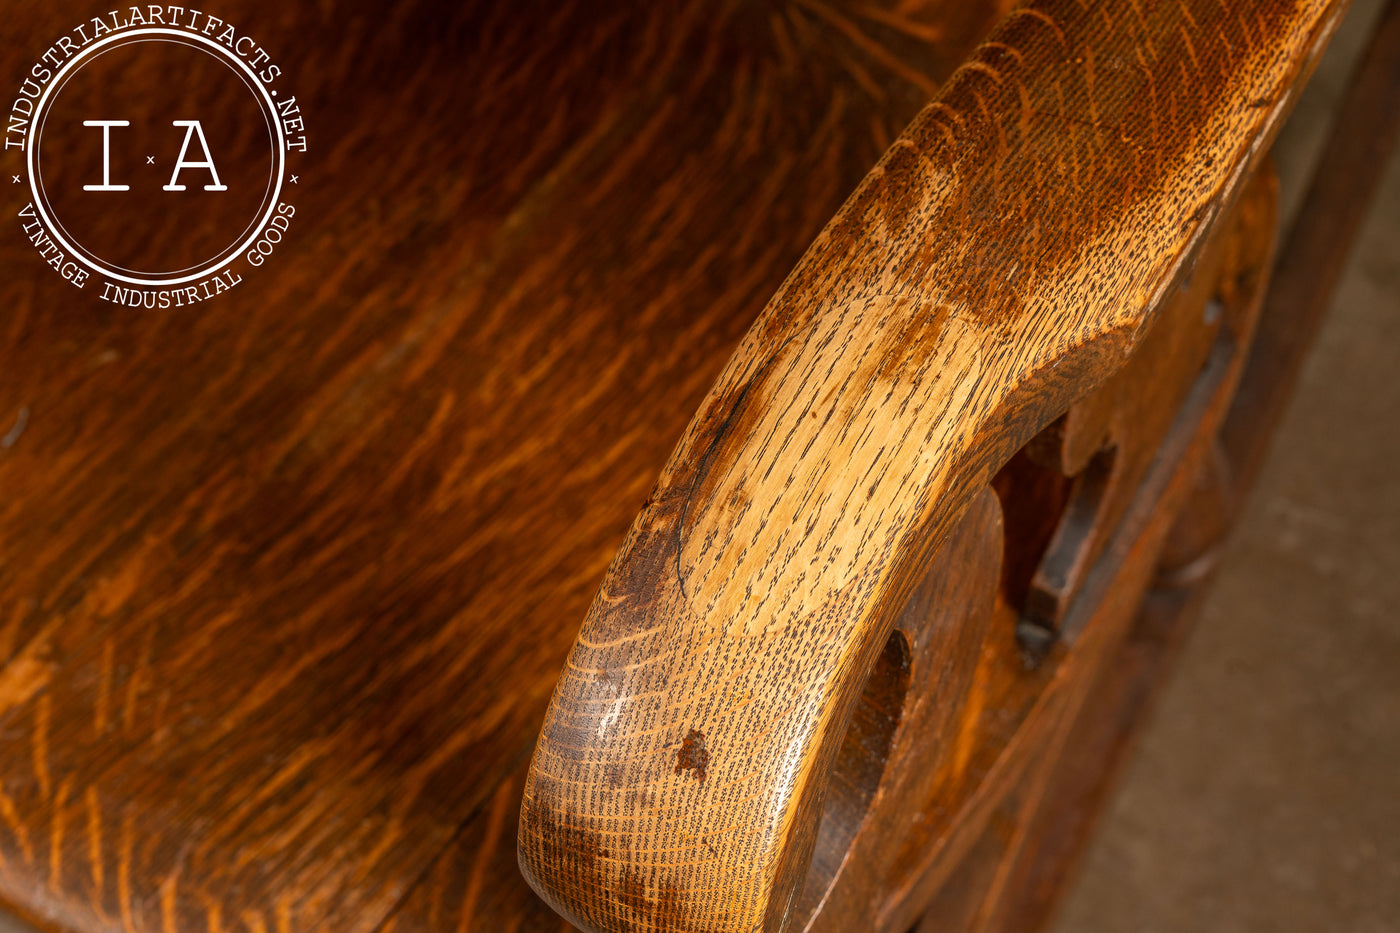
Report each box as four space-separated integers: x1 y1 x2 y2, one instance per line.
5 0 1394 929
0 1 1011 930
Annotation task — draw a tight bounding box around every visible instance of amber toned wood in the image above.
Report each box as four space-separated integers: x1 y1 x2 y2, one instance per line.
433 191 1263 932
982 6 1400 925
0 0 1377 931
905 162 1281 933
0 2 1007 932
796 488 1003 931
894 6 1400 919
519 2 1345 931
880 164 1277 933
980 482 1231 933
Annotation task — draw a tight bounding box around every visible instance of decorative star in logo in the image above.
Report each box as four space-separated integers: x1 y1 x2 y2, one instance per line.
10 175 19 184
146 155 155 164
289 175 298 184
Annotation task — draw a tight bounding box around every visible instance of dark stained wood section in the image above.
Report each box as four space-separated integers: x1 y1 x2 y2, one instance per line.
0 1 1012 931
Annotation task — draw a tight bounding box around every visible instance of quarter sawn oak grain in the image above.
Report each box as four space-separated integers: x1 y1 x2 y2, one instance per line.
518 1 1347 931
0 1 1007 931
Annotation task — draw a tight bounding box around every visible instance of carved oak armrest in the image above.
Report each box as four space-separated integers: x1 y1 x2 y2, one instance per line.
517 2 1345 931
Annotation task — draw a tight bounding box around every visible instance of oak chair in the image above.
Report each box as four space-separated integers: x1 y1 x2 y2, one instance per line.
0 0 1394 931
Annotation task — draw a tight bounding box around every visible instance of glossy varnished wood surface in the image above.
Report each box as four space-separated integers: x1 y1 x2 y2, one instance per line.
519 1 1347 931
0 1 1011 930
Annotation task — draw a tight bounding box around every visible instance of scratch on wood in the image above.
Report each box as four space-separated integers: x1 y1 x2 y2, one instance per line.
1 406 28 449
677 336 797 601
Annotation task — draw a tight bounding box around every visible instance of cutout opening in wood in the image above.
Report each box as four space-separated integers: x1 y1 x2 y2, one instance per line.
990 442 1075 615
795 627 913 926
991 426 1120 666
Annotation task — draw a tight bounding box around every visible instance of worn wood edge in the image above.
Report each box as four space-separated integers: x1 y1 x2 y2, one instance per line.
875 158 1280 930
1006 7 1400 920
983 7 1400 926
944 160 1283 932
518 3 1350 931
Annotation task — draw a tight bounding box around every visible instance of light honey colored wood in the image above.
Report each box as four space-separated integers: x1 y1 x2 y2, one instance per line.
517 2 1348 931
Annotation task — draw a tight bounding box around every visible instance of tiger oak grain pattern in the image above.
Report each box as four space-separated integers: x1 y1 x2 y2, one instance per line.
856 163 1278 933
0 1 1006 930
518 2 1346 931
894 163 1279 933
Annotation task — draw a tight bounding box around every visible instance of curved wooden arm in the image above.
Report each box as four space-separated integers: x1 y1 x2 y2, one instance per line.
518 2 1343 931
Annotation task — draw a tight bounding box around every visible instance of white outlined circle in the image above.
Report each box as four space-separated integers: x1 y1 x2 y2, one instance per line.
34 36 277 278
26 27 285 287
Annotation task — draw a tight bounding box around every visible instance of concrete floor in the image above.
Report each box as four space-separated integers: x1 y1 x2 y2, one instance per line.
1055 1 1400 930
